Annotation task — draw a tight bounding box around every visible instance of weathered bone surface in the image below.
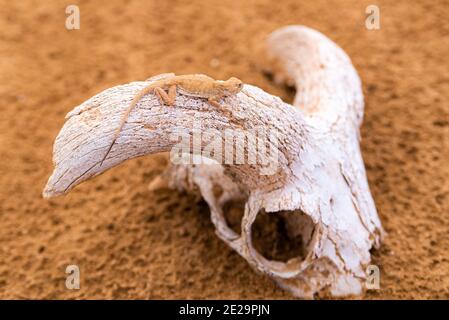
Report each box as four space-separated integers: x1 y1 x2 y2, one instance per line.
43 25 384 298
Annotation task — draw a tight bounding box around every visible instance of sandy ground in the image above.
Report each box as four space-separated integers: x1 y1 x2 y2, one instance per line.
0 0 448 299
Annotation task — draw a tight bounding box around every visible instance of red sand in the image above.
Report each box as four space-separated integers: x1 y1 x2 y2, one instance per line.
0 0 448 299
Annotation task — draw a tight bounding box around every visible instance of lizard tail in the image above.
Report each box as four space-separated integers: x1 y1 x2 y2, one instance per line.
100 85 156 167
99 137 116 167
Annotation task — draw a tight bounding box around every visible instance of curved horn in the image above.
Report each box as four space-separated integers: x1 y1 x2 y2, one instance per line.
43 79 308 197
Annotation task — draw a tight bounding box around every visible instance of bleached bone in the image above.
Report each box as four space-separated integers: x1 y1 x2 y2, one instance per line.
43 25 384 298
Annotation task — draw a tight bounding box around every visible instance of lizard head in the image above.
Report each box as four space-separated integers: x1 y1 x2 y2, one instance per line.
222 77 244 95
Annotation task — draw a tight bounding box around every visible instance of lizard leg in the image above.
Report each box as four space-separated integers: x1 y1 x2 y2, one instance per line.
154 85 177 106
208 97 223 109
154 87 167 105
167 85 177 105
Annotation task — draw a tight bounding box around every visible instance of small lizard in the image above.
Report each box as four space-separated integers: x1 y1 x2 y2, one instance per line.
100 74 243 166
